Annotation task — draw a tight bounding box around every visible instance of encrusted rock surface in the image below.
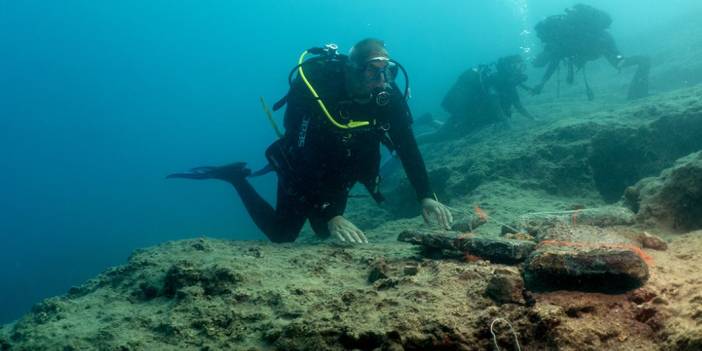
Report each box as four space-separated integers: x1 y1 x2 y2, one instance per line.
397 230 536 263
628 151 702 232
485 267 527 305
526 242 650 291
5 29 702 350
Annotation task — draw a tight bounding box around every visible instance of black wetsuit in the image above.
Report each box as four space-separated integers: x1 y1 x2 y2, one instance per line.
488 70 531 120
232 58 433 242
423 65 530 143
533 8 650 99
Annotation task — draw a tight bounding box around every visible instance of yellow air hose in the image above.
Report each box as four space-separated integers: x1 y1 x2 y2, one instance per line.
297 50 370 129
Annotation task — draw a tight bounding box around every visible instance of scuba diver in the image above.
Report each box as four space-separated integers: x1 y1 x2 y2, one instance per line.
419 54 535 143
531 3 650 100
167 38 453 244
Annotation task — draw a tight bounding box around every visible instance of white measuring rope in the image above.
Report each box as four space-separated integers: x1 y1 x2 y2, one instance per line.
490 318 522 351
445 205 521 234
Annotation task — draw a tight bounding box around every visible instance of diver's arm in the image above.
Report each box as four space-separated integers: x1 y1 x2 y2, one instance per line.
515 103 534 120
388 112 433 201
387 98 452 229
512 89 534 120
518 83 534 92
604 52 623 69
600 31 624 69
533 59 559 94
319 184 369 243
318 188 351 223
391 123 454 229
541 59 559 83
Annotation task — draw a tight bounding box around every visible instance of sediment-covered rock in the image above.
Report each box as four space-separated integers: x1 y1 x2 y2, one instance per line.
589 108 702 202
485 267 527 305
628 151 702 232
638 231 668 251
451 217 487 232
526 242 650 291
517 223 654 292
397 230 536 263
511 205 636 238
5 48 702 351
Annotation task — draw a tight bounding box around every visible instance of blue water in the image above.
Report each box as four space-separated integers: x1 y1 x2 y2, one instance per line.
0 0 699 324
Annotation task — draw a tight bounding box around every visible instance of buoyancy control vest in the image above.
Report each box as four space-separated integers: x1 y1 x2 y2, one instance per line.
265 45 411 204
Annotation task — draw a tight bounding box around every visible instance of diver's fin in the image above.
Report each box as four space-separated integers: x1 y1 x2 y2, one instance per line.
166 162 251 182
582 65 594 101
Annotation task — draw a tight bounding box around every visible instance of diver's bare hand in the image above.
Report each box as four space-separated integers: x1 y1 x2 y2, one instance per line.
328 216 368 244
421 198 453 230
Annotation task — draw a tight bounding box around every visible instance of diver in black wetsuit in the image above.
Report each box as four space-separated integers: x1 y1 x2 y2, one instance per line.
531 3 650 100
419 55 535 143
168 39 452 244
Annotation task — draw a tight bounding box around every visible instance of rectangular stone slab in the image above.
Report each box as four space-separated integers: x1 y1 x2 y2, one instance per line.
525 243 650 291
397 230 536 264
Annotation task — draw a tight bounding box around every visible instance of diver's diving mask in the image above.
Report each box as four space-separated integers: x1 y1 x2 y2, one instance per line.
360 56 398 106
363 57 395 81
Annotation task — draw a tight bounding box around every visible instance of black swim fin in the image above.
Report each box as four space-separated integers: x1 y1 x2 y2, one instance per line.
166 162 251 182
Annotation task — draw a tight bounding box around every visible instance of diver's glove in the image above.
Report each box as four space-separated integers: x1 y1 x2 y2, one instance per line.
328 216 368 244
166 162 251 183
421 198 453 230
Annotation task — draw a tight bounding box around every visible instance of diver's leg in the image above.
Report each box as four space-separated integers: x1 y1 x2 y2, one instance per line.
167 162 307 242
621 55 651 99
533 59 559 94
603 51 651 99
231 178 307 243
566 61 575 84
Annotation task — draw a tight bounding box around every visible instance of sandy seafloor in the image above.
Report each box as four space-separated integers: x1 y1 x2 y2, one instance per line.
3 16 702 351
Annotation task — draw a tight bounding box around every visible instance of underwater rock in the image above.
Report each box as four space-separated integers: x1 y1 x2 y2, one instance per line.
163 261 243 298
503 232 536 242
514 206 636 238
629 151 702 232
450 217 487 232
7 228 698 350
398 230 536 264
403 263 419 276
627 287 658 305
368 257 389 283
589 110 702 202
29 297 65 324
190 238 212 252
485 267 526 305
638 231 668 251
381 167 453 221
526 242 650 291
